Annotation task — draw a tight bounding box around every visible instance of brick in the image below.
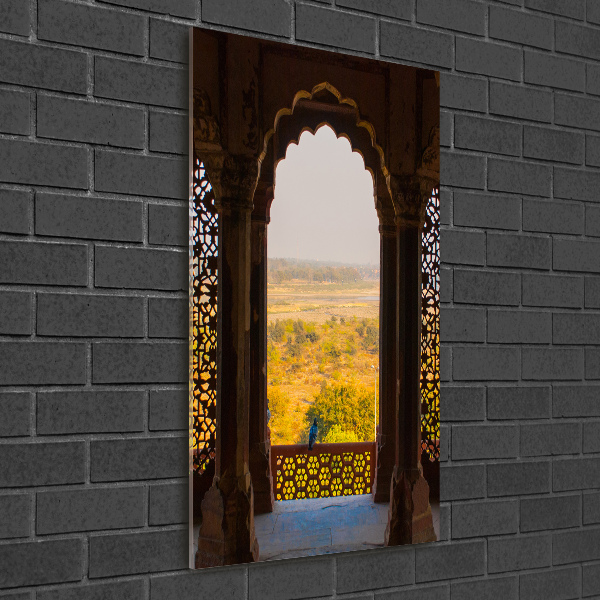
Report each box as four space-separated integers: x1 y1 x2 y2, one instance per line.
0 539 82 588
521 422 581 456
91 437 187 482
440 73 487 112
151 568 246 600
377 585 449 600
553 385 600 417
440 307 485 342
490 82 552 123
95 57 186 109
95 246 186 291
0 495 29 539
554 313 600 345
0 441 85 487
0 0 29 35
584 492 600 524
0 38 87 93
522 347 584 380
583 562 600 597
487 460 550 496
553 527 600 564
451 577 518 600
589 63 600 96
487 385 550 420
149 482 187 525
0 292 31 335
590 0 600 24
456 37 521 81
417 0 485 35
524 126 584 164
488 158 551 197
440 266 453 303
336 0 412 19
0 89 29 135
453 347 520 381
488 310 551 344
415 540 485 582
556 21 600 60
524 0 584 19
454 269 520 306
525 50 585 92
453 192 520 230
95 149 187 199
587 347 600 379
0 393 31 437
296 4 375 54
520 567 580 600
440 111 452 148
521 494 581 532
149 388 187 430
555 93 600 131
587 135 600 166
587 205 600 237
489 534 551 573
336 546 414 593
440 386 485 421
523 274 583 308
37 293 143 338
149 110 187 154
555 167 600 203
554 239 600 273
38 0 144 55
38 95 144 149
553 457 600 491
0 240 87 286
150 19 187 64
0 189 30 235
453 424 518 460
203 0 290 37
92 341 187 383
439 230 484 265
523 198 584 235
452 500 519 539
380 21 453 69
487 233 551 270
584 421 600 453
0 342 86 385
249 556 334 600
90 529 187 577
38 580 145 600
36 193 143 242
440 151 485 189
149 204 188 246
149 298 187 339
0 139 88 189
440 464 485 501
37 486 144 534
98 0 195 18
37 391 144 434
490 5 553 49
454 115 521 157
587 276 600 308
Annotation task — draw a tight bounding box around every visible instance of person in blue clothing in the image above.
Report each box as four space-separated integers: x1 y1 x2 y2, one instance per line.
308 418 318 450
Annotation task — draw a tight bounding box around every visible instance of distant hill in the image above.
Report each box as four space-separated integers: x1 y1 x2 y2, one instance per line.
268 258 379 283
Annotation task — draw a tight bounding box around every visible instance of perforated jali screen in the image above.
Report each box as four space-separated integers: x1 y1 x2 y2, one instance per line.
191 158 218 474
421 188 440 461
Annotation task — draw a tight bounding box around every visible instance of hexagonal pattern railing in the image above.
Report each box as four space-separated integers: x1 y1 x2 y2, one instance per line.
271 442 376 500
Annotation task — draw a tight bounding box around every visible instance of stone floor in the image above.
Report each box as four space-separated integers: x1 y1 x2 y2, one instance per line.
192 494 441 563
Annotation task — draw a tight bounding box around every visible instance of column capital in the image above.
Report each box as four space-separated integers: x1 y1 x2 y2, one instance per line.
390 175 437 229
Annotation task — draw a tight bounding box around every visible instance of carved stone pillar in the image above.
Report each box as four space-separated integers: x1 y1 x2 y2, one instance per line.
372 218 398 503
196 154 260 567
249 184 275 514
385 179 436 546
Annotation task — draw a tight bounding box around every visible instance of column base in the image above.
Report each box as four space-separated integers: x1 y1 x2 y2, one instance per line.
250 442 274 514
196 472 259 567
372 435 395 503
385 465 436 545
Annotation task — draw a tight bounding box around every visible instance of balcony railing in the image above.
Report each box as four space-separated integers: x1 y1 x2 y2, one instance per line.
270 442 376 501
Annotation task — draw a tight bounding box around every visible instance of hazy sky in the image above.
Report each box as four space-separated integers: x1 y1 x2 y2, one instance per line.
268 126 380 265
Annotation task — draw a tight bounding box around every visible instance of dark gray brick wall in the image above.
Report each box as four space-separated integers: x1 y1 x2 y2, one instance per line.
0 1 599 599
